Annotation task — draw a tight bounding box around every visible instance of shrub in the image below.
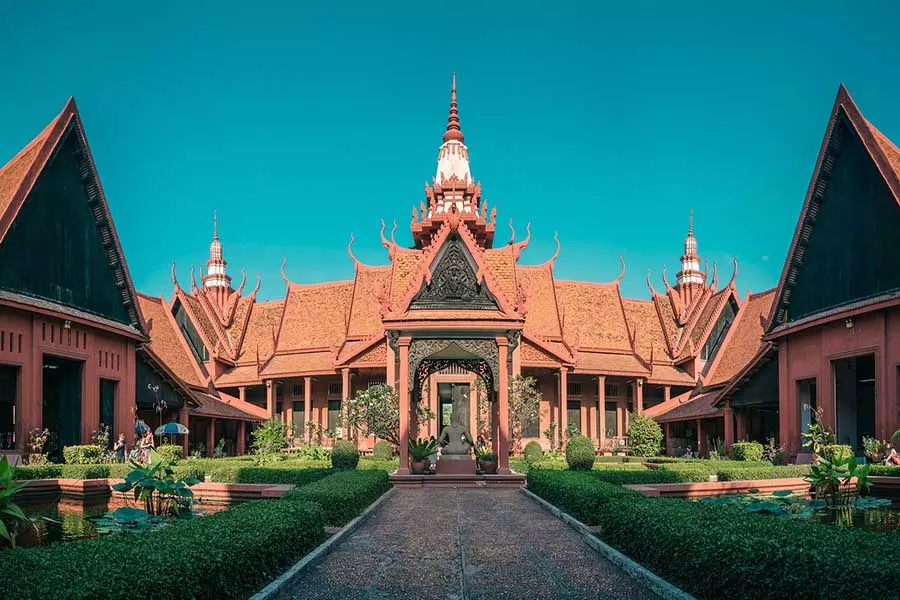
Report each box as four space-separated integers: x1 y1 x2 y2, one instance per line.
870 465 900 477
251 418 288 456
731 441 764 462
284 469 390 526
565 435 595 471
714 465 810 481
331 440 360 470
156 444 184 464
207 466 332 486
358 457 399 471
372 440 394 460
523 440 544 464
590 469 688 485
595 455 629 463
526 470 900 600
0 497 325 599
821 444 854 462
12 463 205 482
62 445 103 464
627 414 663 457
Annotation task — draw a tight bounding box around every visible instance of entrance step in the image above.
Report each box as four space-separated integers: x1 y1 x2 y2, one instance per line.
389 472 525 488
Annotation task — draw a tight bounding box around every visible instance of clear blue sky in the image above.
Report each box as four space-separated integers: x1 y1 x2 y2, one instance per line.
2 1 900 302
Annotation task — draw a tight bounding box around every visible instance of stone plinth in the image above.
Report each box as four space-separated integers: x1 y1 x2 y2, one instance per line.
436 456 476 475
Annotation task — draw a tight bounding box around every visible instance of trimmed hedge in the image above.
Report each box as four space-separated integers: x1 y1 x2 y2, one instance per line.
156 444 184 464
589 469 687 486
206 465 333 486
565 435 595 471
331 440 360 470
372 440 394 461
14 463 204 481
626 414 663 457
62 445 103 464
870 464 900 477
527 470 900 600
730 441 763 462
0 497 326 599
523 440 544 464
284 469 390 526
714 465 810 481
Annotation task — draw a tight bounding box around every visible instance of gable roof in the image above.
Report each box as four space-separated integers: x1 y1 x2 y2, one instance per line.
768 85 900 335
705 288 776 386
136 293 205 387
0 98 145 334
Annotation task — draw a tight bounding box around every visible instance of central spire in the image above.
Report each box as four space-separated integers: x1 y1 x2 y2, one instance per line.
443 73 464 143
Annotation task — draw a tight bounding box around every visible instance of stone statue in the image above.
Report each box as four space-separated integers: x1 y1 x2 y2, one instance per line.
438 386 473 456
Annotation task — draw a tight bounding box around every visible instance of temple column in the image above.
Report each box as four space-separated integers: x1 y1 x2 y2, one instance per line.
265 380 276 419
498 338 511 474
588 398 597 444
180 407 190 457
663 385 671 403
634 378 644 414
341 367 350 439
398 337 411 475
386 338 396 388
238 421 246 455
724 404 735 454
430 375 439 438
304 376 312 444
580 398 589 438
559 368 568 447
491 394 500 455
239 386 246 403
207 418 216 457
285 394 294 441
696 419 703 457
597 376 606 453
665 422 673 456
616 399 625 444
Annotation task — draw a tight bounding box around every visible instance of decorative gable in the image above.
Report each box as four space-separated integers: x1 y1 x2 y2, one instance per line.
409 232 498 310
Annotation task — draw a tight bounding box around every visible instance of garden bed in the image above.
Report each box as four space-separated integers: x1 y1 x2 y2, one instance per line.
624 477 810 498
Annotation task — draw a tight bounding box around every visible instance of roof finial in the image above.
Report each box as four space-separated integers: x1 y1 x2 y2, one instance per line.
688 208 694 236
443 73 464 143
213 209 219 241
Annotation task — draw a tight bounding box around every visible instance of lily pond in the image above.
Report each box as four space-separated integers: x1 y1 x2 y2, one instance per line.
698 490 900 532
17 497 222 548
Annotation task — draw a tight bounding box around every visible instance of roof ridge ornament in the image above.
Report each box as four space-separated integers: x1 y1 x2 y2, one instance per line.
615 256 626 283
729 256 738 288
171 261 180 289
542 231 561 269
646 269 660 296
280 257 290 286
508 218 516 245
443 73 464 143
251 273 261 296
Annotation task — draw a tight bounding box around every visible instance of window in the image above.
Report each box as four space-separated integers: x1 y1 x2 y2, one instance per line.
566 381 583 396
701 297 738 361
605 382 620 397
173 300 208 362
604 402 618 437
521 405 539 438
798 378 817 446
368 379 386 388
566 400 581 435
327 400 342 432
327 382 341 396
292 401 306 437
291 384 302 397
99 379 116 447
0 366 16 449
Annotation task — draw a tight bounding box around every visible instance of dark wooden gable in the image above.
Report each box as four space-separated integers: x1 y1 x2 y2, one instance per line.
136 352 186 411
786 114 900 323
0 123 132 325
726 356 778 409
410 232 499 310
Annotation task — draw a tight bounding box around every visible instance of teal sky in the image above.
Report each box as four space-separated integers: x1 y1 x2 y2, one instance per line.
2 1 900 302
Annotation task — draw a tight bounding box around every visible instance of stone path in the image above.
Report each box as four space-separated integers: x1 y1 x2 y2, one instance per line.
287 487 656 600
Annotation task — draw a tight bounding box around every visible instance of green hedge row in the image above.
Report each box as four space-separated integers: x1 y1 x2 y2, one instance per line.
0 497 326 599
714 465 810 481
527 470 900 600
206 465 333 486
589 469 686 486
14 463 205 481
870 464 900 477
284 469 390 526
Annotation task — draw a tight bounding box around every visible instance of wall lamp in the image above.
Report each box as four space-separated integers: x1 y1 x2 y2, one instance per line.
845 318 854 329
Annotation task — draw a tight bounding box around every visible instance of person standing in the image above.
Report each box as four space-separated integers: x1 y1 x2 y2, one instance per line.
113 434 127 463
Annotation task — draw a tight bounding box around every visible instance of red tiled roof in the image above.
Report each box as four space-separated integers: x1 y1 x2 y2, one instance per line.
262 351 335 375
346 266 391 338
518 265 563 340
215 364 261 386
389 251 422 308
483 246 518 304
224 294 255 352
573 351 648 376
623 298 669 360
651 389 722 423
556 281 631 351
190 391 262 421
137 294 203 386
706 288 776 386
276 282 353 351
237 300 283 362
648 363 695 385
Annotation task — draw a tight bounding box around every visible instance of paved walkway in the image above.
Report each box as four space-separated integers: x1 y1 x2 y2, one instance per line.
288 487 656 600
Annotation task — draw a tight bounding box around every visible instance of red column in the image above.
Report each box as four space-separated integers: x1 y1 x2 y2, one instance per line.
559 368 568 447
491 395 500 455
635 379 644 415
498 338 511 474
597 376 606 453
398 338 411 475
341 367 350 440
724 404 735 454
386 340 396 388
237 421 246 455
663 385 671 403
180 407 190 457
265 380 276 419
304 376 312 444
695 419 703 457
665 422 673 456
239 386 246 403
207 418 216 457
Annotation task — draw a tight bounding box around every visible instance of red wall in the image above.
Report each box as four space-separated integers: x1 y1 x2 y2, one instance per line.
0 305 136 452
778 307 900 457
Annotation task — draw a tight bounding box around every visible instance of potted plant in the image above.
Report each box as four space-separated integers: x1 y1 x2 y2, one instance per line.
408 438 437 474
476 446 498 474
862 436 883 463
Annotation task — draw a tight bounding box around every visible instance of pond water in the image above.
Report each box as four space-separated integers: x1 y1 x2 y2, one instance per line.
809 506 900 532
17 497 224 548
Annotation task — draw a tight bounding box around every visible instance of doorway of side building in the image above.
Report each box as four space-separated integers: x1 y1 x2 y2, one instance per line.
0 365 18 450
833 353 876 456
42 355 83 461
437 382 470 437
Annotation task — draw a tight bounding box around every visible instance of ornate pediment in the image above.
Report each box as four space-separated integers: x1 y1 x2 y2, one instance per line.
410 233 498 310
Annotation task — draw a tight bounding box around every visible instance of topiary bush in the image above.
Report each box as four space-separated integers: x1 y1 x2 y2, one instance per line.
821 444 854 462
284 469 390 526
62 445 103 464
731 441 764 462
372 440 394 461
331 440 360 470
156 444 184 464
627 414 663 457
565 434 595 471
523 440 544 464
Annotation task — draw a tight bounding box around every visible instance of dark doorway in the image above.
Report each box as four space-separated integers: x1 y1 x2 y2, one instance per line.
833 354 876 455
292 401 306 440
42 356 83 461
99 379 116 448
0 365 17 450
